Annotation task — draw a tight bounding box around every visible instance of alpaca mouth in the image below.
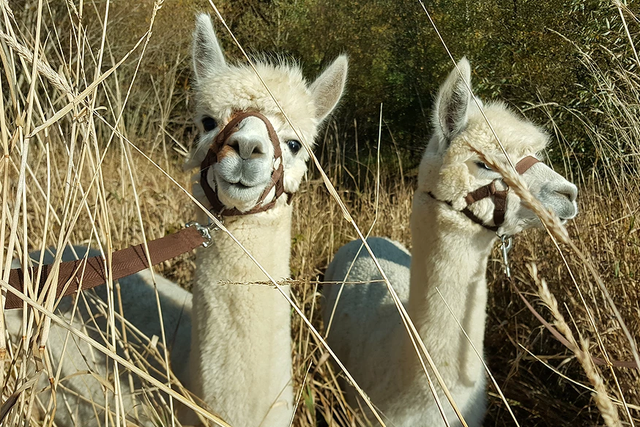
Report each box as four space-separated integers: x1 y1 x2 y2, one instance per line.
226 180 252 190
520 203 575 229
215 176 270 207
215 157 272 188
218 173 271 191
206 157 276 211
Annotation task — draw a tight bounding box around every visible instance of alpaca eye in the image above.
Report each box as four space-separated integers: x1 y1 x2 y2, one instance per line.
201 116 217 132
475 161 492 171
287 140 302 154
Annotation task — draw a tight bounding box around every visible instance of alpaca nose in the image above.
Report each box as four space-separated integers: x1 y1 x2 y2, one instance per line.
225 117 271 160
553 182 578 203
228 136 267 160
542 180 578 221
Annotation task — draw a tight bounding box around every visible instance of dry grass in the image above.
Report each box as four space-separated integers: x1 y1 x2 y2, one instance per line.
1 0 639 426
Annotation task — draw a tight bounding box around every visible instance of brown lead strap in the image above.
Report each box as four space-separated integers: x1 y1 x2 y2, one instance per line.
4 226 207 310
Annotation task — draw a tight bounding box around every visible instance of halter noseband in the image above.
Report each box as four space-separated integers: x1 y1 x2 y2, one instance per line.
200 110 291 217
428 155 540 232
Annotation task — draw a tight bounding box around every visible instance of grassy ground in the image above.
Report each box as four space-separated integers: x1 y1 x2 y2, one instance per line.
1 1 639 426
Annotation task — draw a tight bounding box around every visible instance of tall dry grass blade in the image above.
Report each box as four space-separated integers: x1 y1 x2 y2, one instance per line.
0 31 73 96
324 104 382 336
102 2 176 424
435 287 521 426
528 263 622 427
27 33 147 139
614 0 640 69
0 281 232 427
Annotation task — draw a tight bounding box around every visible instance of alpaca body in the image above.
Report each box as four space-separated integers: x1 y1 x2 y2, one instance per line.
8 247 192 426
324 58 577 426
324 231 489 426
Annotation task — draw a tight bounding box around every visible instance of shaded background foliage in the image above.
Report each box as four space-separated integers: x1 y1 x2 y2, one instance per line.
32 0 631 177
7 0 637 186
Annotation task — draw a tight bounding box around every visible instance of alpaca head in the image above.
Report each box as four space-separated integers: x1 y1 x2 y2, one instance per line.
186 14 347 214
419 58 578 236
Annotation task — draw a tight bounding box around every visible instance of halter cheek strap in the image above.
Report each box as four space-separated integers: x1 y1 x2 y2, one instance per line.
199 110 292 217
428 155 540 232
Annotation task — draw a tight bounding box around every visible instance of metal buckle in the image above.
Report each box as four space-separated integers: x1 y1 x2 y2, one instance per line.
186 221 220 248
499 234 513 278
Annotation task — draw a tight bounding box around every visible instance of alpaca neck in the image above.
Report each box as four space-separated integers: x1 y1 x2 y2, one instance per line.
407 190 496 386
189 202 294 425
193 201 293 285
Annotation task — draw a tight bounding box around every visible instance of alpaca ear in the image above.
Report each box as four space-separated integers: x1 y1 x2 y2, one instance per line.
309 55 348 123
192 13 226 82
433 57 473 142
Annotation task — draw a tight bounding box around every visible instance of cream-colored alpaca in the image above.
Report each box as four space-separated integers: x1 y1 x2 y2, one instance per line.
7 14 347 427
182 14 347 426
323 59 578 426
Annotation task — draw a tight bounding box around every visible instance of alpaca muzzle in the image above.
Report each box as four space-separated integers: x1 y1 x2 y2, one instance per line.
200 110 290 217
429 155 540 233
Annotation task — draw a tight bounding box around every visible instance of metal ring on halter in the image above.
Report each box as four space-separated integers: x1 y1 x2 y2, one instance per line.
186 221 219 248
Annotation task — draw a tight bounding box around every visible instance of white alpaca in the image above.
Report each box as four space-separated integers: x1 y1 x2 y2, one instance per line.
323 58 578 426
7 14 347 427
181 14 347 426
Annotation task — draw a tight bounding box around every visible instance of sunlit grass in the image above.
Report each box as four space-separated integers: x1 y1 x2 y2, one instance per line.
0 1 638 426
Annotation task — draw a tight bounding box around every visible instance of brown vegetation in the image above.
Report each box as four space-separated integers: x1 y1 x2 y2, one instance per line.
1 0 639 426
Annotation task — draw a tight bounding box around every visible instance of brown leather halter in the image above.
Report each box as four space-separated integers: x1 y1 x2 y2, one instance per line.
200 110 291 217
429 155 540 232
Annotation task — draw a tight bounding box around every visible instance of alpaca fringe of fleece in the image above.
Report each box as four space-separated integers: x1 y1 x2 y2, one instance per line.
527 263 622 427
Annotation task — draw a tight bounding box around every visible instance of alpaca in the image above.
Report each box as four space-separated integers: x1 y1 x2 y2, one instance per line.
181 13 347 426
323 58 578 426
6 13 347 427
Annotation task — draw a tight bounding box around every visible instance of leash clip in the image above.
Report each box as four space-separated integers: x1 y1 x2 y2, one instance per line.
499 234 513 278
186 221 220 248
